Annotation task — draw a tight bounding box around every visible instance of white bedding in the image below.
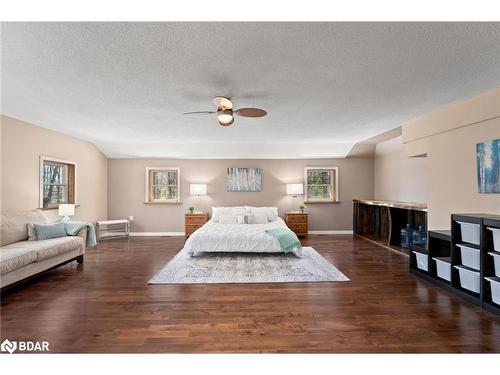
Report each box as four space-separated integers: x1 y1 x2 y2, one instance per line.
184 217 300 255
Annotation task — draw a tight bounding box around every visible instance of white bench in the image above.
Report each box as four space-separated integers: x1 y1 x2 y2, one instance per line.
96 219 130 242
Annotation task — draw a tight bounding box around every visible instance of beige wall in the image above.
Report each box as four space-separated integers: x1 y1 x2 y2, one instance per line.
107 158 374 232
374 136 427 203
402 87 500 230
0 115 108 223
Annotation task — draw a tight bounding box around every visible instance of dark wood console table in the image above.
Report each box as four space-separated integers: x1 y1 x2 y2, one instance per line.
353 199 428 253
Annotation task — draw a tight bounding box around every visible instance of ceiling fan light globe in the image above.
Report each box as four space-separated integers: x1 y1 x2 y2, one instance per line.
218 113 233 123
218 108 234 126
218 115 234 126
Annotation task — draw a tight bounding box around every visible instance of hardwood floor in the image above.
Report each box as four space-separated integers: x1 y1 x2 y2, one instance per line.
2 235 500 353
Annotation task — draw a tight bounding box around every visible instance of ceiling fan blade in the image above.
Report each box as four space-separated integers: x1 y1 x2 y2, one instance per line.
213 96 233 110
234 108 267 117
183 111 217 115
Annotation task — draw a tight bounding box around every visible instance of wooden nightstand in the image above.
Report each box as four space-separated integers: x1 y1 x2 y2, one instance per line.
185 212 208 237
285 212 309 238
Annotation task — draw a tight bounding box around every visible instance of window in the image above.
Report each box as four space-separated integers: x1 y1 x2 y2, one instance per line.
304 167 339 203
39 157 76 209
145 167 180 203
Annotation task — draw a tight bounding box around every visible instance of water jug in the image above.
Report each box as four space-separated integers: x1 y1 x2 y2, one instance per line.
413 225 426 247
401 224 412 248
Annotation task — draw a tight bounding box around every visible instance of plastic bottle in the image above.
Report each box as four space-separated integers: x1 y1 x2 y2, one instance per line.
401 224 412 248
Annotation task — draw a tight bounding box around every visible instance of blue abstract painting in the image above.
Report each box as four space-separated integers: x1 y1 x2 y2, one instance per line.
227 168 262 192
476 139 500 193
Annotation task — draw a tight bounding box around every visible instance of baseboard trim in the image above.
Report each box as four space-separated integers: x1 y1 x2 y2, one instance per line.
129 230 353 237
308 230 353 235
129 232 185 237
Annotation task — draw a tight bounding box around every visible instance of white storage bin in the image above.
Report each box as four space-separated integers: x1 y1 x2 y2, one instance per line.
488 252 500 277
487 227 500 251
413 251 428 271
456 221 480 245
433 257 451 281
457 244 480 270
454 265 480 293
485 277 500 305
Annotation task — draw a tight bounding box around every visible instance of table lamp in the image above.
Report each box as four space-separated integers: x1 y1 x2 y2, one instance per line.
58 204 75 222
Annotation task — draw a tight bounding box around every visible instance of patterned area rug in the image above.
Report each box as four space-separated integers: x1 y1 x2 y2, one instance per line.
149 247 349 284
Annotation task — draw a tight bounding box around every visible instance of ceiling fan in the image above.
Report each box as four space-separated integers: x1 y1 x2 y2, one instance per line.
183 96 267 126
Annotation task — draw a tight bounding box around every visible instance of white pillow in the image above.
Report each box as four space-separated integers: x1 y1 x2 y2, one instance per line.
245 206 278 222
211 206 224 222
212 206 246 222
265 207 279 222
237 215 247 224
219 214 238 224
232 207 249 217
248 214 268 224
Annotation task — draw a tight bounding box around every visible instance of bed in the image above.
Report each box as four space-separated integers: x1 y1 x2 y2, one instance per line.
184 207 302 256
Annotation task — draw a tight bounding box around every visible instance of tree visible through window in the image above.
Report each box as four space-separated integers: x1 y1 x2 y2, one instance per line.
146 168 180 203
40 158 76 209
304 167 338 203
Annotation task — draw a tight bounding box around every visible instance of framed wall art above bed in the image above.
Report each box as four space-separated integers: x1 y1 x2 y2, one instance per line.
227 167 262 192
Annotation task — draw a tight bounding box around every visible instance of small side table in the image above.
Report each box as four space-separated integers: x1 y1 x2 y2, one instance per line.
185 213 208 238
96 219 130 242
285 211 309 238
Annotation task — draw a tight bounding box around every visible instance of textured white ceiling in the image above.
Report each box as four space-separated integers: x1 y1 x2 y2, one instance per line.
1 22 500 158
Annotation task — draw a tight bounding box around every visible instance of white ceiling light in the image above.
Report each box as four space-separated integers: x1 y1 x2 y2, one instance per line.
218 109 234 126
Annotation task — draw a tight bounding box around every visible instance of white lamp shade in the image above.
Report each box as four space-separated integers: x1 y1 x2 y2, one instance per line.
286 183 304 195
58 204 75 216
190 183 207 196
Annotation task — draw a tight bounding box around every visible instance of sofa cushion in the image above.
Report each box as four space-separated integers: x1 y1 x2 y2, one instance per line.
1 236 83 271
0 247 37 275
1 209 49 246
34 237 83 261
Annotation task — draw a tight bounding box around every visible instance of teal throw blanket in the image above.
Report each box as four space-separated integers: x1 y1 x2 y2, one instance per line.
265 228 301 253
64 221 97 248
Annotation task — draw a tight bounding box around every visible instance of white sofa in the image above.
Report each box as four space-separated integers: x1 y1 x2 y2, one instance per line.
0 209 86 289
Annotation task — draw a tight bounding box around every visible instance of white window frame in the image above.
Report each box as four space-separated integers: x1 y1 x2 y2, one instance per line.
145 167 181 204
304 167 339 203
39 156 77 209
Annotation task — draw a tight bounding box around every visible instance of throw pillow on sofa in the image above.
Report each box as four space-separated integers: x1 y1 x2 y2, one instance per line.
27 223 37 240
34 222 67 240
